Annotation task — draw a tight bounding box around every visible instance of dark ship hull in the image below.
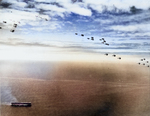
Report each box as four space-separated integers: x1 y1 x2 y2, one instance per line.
11 102 31 107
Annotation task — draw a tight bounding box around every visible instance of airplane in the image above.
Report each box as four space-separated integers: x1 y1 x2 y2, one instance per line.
13 24 17 28
91 37 94 40
105 53 108 56
118 57 121 59
105 43 109 46
10 29 15 32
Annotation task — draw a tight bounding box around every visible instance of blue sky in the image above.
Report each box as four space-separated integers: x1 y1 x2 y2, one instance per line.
0 0 150 61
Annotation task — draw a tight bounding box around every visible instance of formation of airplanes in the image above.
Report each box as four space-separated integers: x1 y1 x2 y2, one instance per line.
0 10 48 33
138 58 149 67
75 33 149 67
0 20 18 32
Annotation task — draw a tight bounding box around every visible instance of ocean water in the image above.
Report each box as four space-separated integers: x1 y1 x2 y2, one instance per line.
0 60 150 116
0 61 55 105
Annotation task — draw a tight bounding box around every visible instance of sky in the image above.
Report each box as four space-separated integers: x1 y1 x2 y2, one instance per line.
0 0 150 61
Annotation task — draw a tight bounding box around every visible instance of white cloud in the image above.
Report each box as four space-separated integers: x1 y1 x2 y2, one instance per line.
35 1 92 16
83 0 150 13
36 4 66 13
61 2 92 16
50 11 65 17
11 1 27 8
34 0 56 2
0 8 51 28
69 6 92 16
0 9 38 22
33 0 150 17
111 23 150 32
2 0 27 8
95 19 113 24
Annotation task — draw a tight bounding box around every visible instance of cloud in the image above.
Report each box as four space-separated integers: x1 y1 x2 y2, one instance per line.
84 0 150 12
11 1 27 8
68 5 92 16
33 0 150 12
1 0 27 8
0 2 12 8
36 3 66 12
58 1 92 16
89 9 150 38
35 1 92 16
0 9 38 22
110 23 150 33
34 0 56 2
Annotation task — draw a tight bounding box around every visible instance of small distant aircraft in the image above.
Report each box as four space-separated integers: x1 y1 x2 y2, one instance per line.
13 24 17 28
138 63 140 65
105 43 109 46
87 38 90 40
118 57 121 59
91 37 94 40
75 33 78 35
10 29 15 32
81 34 84 36
113 55 116 57
105 53 108 56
